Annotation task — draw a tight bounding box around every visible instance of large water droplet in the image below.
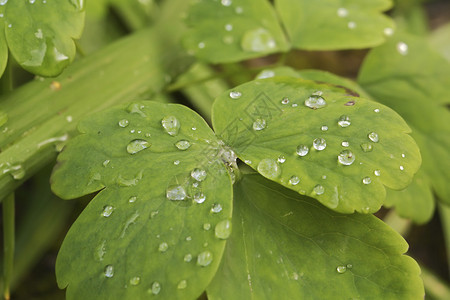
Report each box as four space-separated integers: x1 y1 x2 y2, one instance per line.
101 205 115 217
257 158 281 179
253 118 266 131
360 143 373 152
194 193 206 204
151 282 161 295
175 140 191 150
197 251 213 267
296 145 309 156
130 276 141 286
118 119 129 128
241 28 277 52
166 185 187 201
313 138 327 151
313 185 325 195
362 177 371 185
229 91 241 99
336 265 347 274
337 115 351 127
211 203 223 213
159 242 169 252
104 265 114 278
191 168 207 181
177 280 187 289
127 139 150 154
161 116 180 136
338 150 355 165
304 94 326 109
368 132 379 143
215 219 232 239
289 176 300 185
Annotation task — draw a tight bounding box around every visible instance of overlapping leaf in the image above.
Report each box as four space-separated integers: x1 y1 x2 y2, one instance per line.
358 32 450 204
183 0 289 63
207 174 424 299
0 17 7 77
212 77 421 213
51 102 233 299
1 0 85 76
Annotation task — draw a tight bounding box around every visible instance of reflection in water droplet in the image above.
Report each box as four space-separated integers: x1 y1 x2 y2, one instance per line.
191 168 207 181
175 140 191 150
360 143 373 152
159 242 169 252
397 42 408 55
296 145 309 156
241 28 277 52
341 141 349 147
281 97 290 105
215 219 232 239
336 265 347 274
184 254 193 262
177 280 187 289
338 150 355 165
368 132 379 143
289 176 300 185
374 170 381 176
313 138 327 151
130 276 141 286
161 116 180 136
118 119 129 128
313 185 325 195
151 282 161 295
128 196 137 203
337 115 351 127
257 158 281 179
362 177 371 185
277 155 286 163
127 139 150 154
253 119 266 131
211 204 222 213
166 185 187 201
101 205 115 217
304 95 327 109
197 251 213 267
321 125 328 131
194 193 206 204
229 91 242 99
103 265 114 278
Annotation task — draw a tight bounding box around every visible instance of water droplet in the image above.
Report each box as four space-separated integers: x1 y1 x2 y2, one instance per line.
257 158 281 179
397 42 408 55
296 145 309 156
336 265 347 274
235 6 243 13
184 254 193 262
347 21 356 29
257 70 275 79
338 150 355 165
198 42 205 49
197 251 213 267
241 28 277 52
117 171 143 187
292 103 298 107
277 155 286 163
175 140 191 150
191 168 207 181
337 115 351 127
362 177 371 185
101 205 115 217
102 160 110 167
191 127 197 131
221 0 231 6
130 276 141 286
127 139 150 154
384 27 394 36
194 193 206 204
253 118 266 131
159 242 169 252
401 153 406 158
151 282 161 295
96 240 106 262
161 116 180 136
174 160 180 165
229 91 242 99
374 108 380 113
281 97 290 105
4 164 26 180
166 185 187 201
203 223 211 231
368 132 379 143
313 138 327 151
215 219 232 239
341 141 349 147
118 119 129 127
128 196 137 203
225 23 233 31
400 165 404 171
177 280 187 289
374 170 381 176
321 125 328 131
304 94 327 109
337 7 348 17
313 185 325 195
322 175 327 180
360 143 373 152
211 203 222 213
104 265 114 278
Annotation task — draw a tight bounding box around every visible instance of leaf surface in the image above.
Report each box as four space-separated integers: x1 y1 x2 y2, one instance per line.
184 0 289 63
207 174 424 300
212 77 421 213
275 0 394 50
51 101 233 299
3 0 85 76
0 16 6 78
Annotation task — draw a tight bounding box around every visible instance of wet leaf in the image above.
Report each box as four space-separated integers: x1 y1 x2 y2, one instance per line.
3 0 85 76
183 0 289 63
212 77 421 213
207 174 424 300
51 101 233 299
275 0 395 50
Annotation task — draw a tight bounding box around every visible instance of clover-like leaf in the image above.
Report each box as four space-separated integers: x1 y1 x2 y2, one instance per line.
207 174 424 299
51 101 233 299
358 32 450 203
275 0 395 50
2 0 85 76
212 77 421 213
183 0 290 63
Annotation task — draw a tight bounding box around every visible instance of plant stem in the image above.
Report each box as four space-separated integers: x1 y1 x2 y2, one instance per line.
2 193 15 300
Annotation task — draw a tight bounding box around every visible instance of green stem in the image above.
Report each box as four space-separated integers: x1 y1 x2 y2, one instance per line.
2 193 15 300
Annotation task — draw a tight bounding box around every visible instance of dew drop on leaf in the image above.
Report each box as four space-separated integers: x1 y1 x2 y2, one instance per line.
277 155 286 163
253 118 266 131
338 150 355 165
337 115 351 127
289 176 300 185
211 204 223 213
175 140 191 150
304 94 327 109
360 143 373 152
374 169 381 176
229 91 242 99
313 184 325 195
341 141 349 147
150 282 161 295
203 223 211 231
396 42 409 55
215 219 232 239
127 139 150 154
194 193 206 204
197 251 213 267
313 138 327 151
400 165 405 171
166 185 187 201
104 265 114 278
102 160 110 167
161 116 180 136
362 177 372 185
257 158 281 179
118 119 129 128
321 125 328 131
177 280 187 289
241 28 277 52
184 254 193 262
221 0 231 6
158 242 169 252
130 276 141 286
101 205 115 217
337 7 348 17
191 168 207 181
368 132 379 143
281 97 290 105
296 145 309 157
336 265 347 274
128 196 137 203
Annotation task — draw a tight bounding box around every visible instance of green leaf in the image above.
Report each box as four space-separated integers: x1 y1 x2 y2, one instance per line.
207 174 424 299
51 101 233 299
212 77 421 213
3 0 85 76
430 23 450 62
275 0 395 50
184 0 290 63
358 32 450 203
0 19 7 78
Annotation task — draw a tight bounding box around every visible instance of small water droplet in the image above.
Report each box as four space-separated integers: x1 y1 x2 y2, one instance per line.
197 251 213 267
361 207 370 213
128 196 137 203
257 70 275 79
235 6 243 13
177 280 187 289
198 42 205 49
347 264 353 269
321 125 328 131
203 223 211 231
244 159 252 164
151 282 161 295
175 140 191 150
374 170 381 176
161 116 180 136
313 185 325 195
336 265 347 274
362 177 371 185
130 276 141 286
225 23 233 31
401 153 406 158
368 132 379 143
360 143 373 152
337 115 351 127
211 204 222 213
101 205 115 217
241 28 277 52
221 0 231 6
313 138 327 151
337 7 348 17
374 108 380 113
229 91 242 99
159 242 169 252
281 97 290 105
397 42 408 55
341 141 349 147
118 119 129 128
104 265 114 278
185 236 192 241
191 168 207 181
194 193 206 204
289 175 300 185
338 150 355 165
277 155 286 163
384 27 394 36
347 21 356 29
257 158 281 179
345 100 356 106
174 160 180 165
322 175 327 180
304 94 327 109
127 139 150 154
166 185 187 201
215 219 232 239
296 145 309 156
400 165 404 171
253 118 266 131
292 103 298 107
184 254 193 262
